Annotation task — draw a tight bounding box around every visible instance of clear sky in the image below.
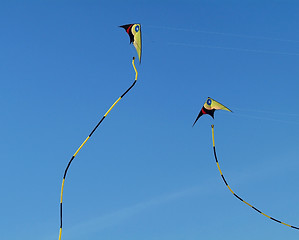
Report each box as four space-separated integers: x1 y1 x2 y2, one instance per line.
1 1 299 239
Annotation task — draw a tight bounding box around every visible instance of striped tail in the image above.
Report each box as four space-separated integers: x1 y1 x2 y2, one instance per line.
211 125 298 230
59 57 138 240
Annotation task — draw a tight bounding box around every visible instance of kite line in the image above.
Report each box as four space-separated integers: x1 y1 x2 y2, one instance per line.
211 125 299 230
58 57 138 240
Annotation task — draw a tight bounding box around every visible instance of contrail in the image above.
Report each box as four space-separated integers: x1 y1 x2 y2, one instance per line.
148 25 299 44
168 42 299 57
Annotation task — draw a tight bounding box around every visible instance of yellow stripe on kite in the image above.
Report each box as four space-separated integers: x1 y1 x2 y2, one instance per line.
211 125 215 147
132 57 138 80
281 222 292 227
226 185 234 194
60 178 65 203
59 228 62 240
216 162 222 175
73 136 90 157
243 201 253 208
261 212 271 219
104 97 121 117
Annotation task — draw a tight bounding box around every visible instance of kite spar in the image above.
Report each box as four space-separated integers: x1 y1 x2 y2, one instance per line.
58 57 138 240
211 125 299 230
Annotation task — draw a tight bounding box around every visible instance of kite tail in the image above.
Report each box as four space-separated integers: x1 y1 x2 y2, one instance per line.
58 57 138 240
211 125 299 230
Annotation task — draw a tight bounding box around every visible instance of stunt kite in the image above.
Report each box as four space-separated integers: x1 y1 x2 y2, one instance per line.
193 97 232 126
120 24 142 63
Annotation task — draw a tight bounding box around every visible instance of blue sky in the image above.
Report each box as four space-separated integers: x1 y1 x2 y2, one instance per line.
0 1 299 239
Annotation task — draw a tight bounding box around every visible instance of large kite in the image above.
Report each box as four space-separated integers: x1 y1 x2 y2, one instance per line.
58 24 141 240
193 97 232 126
211 125 299 230
120 24 142 63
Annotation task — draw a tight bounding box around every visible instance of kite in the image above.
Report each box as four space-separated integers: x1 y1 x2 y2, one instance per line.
211 124 299 230
192 97 232 126
58 24 142 240
120 24 142 63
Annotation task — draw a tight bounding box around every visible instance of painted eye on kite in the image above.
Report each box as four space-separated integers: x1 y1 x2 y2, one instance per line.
135 25 139 32
207 99 212 105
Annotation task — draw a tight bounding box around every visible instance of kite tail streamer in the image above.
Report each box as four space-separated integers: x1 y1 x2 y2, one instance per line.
211 125 299 230
58 57 138 240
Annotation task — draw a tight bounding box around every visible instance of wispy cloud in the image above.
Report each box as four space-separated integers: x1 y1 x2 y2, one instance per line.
63 184 211 238
148 25 299 44
42 183 213 240
168 42 299 57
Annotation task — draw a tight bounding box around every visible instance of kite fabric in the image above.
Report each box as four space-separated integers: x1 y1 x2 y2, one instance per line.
120 24 142 63
58 57 138 240
193 97 232 126
211 125 299 230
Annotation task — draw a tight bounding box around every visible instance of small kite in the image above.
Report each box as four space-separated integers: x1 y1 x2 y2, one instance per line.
211 125 299 230
58 24 141 240
193 97 232 126
120 24 142 63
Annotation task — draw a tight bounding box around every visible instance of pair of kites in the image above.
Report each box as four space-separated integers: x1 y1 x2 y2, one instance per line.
58 23 297 240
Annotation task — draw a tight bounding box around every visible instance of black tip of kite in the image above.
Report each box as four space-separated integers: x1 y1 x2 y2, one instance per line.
119 24 131 30
192 119 198 127
133 57 135 60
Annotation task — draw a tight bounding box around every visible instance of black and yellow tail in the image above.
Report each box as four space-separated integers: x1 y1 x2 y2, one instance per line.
59 57 138 240
211 125 298 230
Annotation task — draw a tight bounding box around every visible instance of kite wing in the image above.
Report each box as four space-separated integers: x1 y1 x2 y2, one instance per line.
193 97 232 126
120 24 142 63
